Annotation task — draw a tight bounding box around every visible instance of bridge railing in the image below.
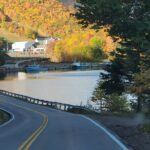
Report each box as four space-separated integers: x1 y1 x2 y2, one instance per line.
0 90 92 112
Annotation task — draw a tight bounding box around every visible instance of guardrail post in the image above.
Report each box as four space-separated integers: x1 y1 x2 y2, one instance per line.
63 105 66 111
59 104 62 110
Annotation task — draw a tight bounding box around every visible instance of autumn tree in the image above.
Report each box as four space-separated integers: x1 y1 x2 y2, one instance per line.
0 0 82 38
48 30 106 62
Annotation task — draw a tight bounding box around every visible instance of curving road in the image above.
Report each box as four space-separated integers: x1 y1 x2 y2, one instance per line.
0 94 129 150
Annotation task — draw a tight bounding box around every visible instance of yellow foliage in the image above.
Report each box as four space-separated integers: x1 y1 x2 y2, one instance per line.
0 0 82 37
0 0 117 62
47 28 116 62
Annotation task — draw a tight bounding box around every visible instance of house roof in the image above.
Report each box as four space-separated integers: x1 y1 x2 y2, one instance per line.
13 41 33 45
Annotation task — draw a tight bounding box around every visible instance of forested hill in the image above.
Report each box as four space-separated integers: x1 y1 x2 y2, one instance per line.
0 0 79 39
0 0 116 62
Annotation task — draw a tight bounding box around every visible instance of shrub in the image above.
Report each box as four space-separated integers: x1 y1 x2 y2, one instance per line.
139 123 150 133
25 29 38 39
106 94 130 112
91 86 130 112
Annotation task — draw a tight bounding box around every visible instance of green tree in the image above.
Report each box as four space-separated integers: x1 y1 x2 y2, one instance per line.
90 37 102 48
90 37 104 61
75 0 150 112
131 70 150 113
91 84 130 112
0 51 5 66
0 37 6 50
25 29 38 39
0 37 7 66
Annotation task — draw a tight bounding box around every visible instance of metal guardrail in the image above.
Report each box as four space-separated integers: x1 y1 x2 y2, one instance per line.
0 90 88 112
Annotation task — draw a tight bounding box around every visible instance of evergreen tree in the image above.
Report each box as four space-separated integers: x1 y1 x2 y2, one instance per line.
0 51 5 66
75 0 150 112
131 69 150 113
0 37 7 51
0 37 6 66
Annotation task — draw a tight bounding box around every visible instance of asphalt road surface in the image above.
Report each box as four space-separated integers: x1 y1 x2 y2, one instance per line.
0 94 129 150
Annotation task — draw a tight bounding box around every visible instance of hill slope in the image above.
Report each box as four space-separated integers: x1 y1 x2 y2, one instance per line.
0 0 116 63
0 28 30 42
0 0 80 40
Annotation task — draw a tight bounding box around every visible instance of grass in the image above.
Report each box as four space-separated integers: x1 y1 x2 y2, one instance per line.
67 107 137 117
0 110 11 125
67 107 98 115
0 28 31 42
139 123 150 133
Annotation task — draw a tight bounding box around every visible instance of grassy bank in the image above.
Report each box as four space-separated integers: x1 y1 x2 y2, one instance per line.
0 109 11 125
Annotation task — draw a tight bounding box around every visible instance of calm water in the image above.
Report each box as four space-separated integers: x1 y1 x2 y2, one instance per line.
0 70 102 105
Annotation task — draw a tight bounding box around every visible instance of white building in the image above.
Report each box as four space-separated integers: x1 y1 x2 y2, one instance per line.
12 41 33 52
34 37 59 52
11 37 59 53
35 37 57 45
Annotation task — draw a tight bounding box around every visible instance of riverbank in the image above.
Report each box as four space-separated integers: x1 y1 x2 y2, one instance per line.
0 109 11 125
0 67 24 74
40 62 103 71
0 62 103 75
87 113 150 150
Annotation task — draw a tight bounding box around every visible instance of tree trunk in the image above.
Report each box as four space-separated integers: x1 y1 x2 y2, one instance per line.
137 95 142 112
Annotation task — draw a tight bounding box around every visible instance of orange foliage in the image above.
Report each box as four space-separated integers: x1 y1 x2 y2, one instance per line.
0 0 82 37
0 0 117 62
47 29 117 62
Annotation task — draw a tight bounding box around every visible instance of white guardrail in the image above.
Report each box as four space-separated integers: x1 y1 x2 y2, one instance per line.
0 90 92 112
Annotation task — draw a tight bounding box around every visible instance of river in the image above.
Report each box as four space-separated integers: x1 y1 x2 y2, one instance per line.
0 70 102 105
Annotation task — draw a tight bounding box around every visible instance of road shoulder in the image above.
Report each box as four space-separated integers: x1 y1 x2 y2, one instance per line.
87 114 150 150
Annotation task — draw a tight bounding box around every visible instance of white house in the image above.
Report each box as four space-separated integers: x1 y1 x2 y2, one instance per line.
34 37 59 52
35 37 57 45
11 37 59 53
12 41 33 52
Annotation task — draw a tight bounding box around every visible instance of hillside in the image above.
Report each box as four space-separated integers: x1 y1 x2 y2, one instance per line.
0 0 116 62
0 0 80 40
0 28 30 42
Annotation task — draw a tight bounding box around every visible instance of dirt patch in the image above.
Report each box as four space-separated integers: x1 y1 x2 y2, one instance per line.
88 114 150 150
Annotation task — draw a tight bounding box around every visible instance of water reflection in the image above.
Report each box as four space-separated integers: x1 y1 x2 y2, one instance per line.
0 70 101 105
18 72 27 80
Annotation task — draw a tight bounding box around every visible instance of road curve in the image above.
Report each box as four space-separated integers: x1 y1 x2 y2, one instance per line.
0 94 129 150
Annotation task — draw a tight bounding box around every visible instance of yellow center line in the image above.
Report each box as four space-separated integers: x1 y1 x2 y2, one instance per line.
0 100 48 150
18 112 48 150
